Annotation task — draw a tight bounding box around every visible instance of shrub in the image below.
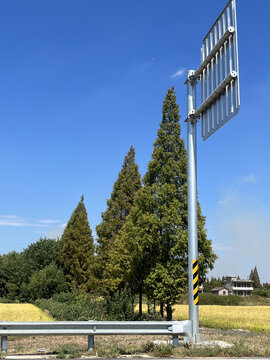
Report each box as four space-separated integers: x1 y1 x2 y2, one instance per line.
145 343 173 357
96 343 121 358
35 291 106 321
0 298 14 303
197 293 243 305
54 344 82 359
27 263 68 301
133 312 163 321
105 287 134 320
253 289 270 298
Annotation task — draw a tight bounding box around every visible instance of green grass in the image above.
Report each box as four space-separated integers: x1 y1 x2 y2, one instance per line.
54 344 82 359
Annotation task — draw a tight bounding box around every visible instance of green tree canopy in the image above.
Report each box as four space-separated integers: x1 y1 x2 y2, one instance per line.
59 196 96 292
21 237 61 281
0 251 24 299
26 262 68 301
112 87 217 319
96 146 141 291
249 266 262 289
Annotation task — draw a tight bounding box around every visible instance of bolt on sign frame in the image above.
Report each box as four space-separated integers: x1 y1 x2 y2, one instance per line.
185 0 240 342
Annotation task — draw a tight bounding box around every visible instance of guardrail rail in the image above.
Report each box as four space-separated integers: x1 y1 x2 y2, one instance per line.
0 320 192 353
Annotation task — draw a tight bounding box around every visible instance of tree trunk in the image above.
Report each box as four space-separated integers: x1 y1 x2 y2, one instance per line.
160 302 164 318
139 288 143 319
153 300 156 314
166 303 172 321
147 300 151 314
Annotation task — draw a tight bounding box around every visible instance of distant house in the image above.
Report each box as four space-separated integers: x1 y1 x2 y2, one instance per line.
199 285 204 293
225 276 253 296
211 287 229 296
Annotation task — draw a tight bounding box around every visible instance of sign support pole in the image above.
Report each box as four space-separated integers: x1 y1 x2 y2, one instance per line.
186 70 201 342
184 0 239 344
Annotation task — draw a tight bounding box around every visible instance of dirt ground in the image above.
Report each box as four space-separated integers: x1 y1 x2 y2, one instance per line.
3 328 270 358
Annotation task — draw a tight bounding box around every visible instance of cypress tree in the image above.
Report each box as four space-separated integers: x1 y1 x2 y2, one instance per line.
96 146 141 291
249 266 262 288
59 195 96 292
116 87 217 319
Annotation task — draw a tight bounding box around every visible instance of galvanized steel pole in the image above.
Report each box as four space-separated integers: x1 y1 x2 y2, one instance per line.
186 70 200 341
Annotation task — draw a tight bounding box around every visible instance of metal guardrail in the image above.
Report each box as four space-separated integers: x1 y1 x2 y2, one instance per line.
0 320 192 353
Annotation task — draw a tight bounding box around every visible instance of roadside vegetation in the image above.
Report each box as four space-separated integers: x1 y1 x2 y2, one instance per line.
179 292 270 305
3 331 270 358
174 304 270 333
0 88 217 322
35 288 134 321
0 87 269 358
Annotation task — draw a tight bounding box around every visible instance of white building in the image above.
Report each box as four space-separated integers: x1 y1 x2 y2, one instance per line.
225 276 253 296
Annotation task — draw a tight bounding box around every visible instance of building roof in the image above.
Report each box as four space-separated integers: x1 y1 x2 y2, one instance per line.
226 276 253 283
211 287 227 292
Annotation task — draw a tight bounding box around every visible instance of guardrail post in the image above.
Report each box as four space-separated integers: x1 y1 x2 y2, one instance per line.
1 336 8 353
88 335 94 351
172 335 179 347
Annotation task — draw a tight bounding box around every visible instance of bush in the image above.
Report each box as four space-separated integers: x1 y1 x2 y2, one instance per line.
26 262 68 301
96 342 121 358
253 289 270 298
133 312 164 321
105 287 134 320
36 291 106 321
0 298 15 303
197 293 244 305
54 344 82 359
143 342 173 357
36 288 136 321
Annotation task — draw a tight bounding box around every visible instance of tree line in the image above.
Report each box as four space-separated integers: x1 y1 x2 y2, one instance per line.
0 88 217 320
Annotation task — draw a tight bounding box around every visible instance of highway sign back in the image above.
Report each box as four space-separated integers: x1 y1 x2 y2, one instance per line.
197 0 240 140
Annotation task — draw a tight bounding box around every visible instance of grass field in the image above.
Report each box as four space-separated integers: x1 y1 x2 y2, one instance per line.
174 305 270 333
1 303 269 333
138 304 270 333
0 304 54 321
1 303 270 357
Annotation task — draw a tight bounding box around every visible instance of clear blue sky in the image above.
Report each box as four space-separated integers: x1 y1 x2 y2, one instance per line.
0 0 269 283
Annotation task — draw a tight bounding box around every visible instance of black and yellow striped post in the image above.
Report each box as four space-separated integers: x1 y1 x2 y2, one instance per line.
192 260 199 305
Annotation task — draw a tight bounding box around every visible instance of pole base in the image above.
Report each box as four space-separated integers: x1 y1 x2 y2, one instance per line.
182 332 204 345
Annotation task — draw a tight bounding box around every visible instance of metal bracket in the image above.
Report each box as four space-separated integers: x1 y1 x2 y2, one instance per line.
168 320 192 338
185 110 200 123
193 71 237 119
185 70 196 85
194 26 235 80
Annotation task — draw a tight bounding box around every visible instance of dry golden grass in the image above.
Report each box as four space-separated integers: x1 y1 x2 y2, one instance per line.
174 304 270 333
137 304 270 333
6 332 270 357
0 304 53 322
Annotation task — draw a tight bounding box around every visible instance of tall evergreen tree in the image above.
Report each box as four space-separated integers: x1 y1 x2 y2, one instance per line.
96 146 141 291
114 87 217 319
249 266 262 288
59 196 96 292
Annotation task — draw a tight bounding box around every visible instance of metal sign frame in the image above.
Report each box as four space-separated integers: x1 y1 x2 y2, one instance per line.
185 0 240 140
185 0 240 342
200 0 240 140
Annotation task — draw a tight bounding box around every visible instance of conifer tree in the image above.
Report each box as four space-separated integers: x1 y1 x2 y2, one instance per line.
96 146 141 291
59 196 96 292
115 87 216 319
249 266 262 288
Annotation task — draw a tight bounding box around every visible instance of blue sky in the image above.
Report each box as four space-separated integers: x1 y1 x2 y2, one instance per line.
0 0 269 283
